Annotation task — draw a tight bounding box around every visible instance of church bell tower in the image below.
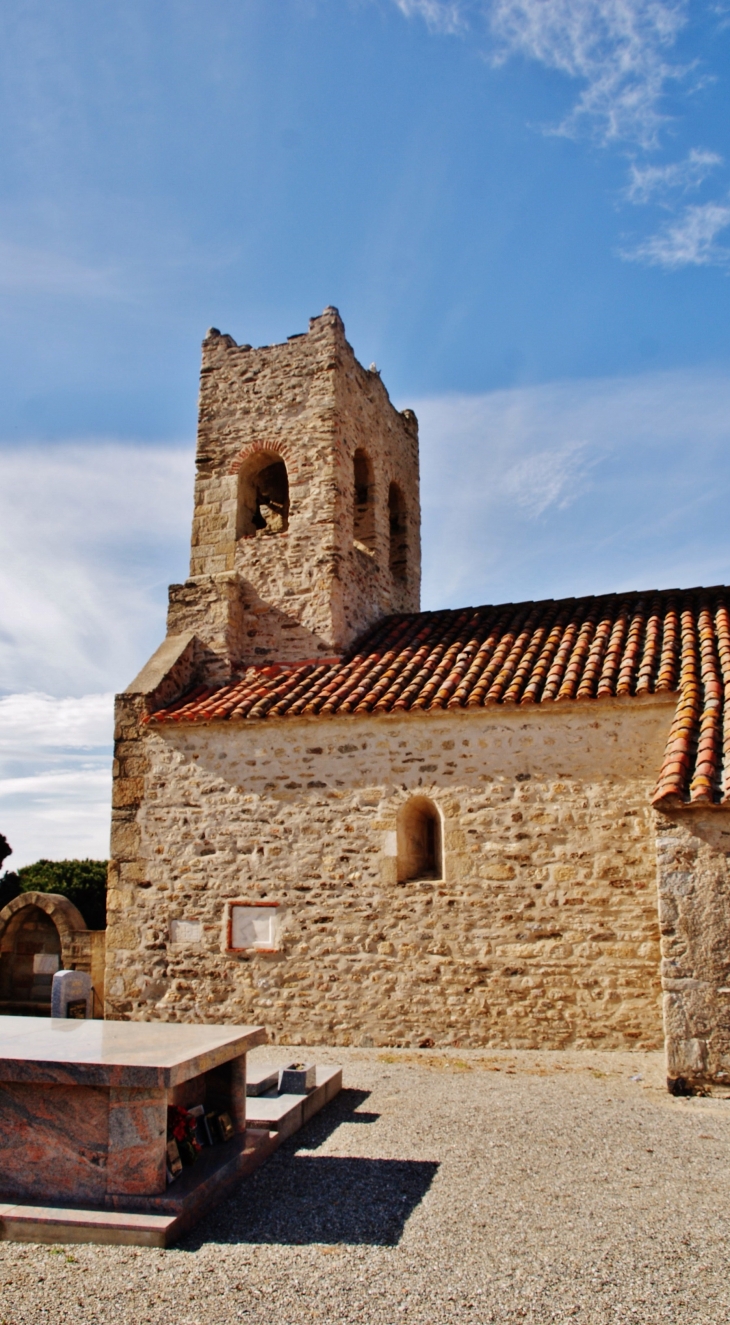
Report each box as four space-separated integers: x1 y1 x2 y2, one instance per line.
166 306 421 676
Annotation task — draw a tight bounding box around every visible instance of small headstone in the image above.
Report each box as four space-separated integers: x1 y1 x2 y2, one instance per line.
51 969 92 1019
279 1063 316 1094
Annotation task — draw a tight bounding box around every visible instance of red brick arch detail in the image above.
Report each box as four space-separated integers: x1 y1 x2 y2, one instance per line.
228 441 295 476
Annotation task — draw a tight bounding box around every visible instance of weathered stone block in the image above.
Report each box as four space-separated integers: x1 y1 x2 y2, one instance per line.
112 778 145 809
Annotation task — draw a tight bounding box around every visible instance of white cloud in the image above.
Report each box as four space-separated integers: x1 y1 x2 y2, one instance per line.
0 692 114 756
624 199 730 265
0 693 113 869
0 441 189 867
626 149 723 204
411 367 730 609
0 768 112 870
489 0 688 147
0 442 194 696
0 440 191 866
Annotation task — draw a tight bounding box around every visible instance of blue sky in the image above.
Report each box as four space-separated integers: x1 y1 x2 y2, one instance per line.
2 0 730 864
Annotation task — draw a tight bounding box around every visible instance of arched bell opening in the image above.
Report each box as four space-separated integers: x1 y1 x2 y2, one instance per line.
236 453 290 538
353 448 376 552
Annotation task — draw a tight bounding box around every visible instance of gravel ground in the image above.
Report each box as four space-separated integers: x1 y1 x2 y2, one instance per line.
1 1045 730 1324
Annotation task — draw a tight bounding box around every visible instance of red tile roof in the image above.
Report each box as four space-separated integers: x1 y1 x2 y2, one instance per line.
145 587 730 810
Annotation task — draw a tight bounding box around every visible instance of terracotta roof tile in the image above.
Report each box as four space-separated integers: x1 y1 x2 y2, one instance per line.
145 586 730 809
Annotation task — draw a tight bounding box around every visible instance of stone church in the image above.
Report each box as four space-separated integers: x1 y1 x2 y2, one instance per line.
107 306 730 1092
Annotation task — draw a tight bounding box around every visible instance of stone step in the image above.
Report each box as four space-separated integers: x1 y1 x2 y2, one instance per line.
246 1063 280 1096
245 1065 342 1139
0 1202 177 1249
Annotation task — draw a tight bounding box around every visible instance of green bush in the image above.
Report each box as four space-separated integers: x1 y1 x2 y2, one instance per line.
0 859 108 930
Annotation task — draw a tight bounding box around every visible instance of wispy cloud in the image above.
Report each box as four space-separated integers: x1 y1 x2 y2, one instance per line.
394 0 467 31
0 767 112 869
626 149 724 204
0 240 121 298
393 0 689 146
623 199 730 265
0 440 192 865
0 439 195 863
392 0 729 269
500 440 596 517
411 367 730 608
488 0 688 148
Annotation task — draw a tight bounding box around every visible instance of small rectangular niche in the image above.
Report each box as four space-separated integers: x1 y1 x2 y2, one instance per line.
227 902 281 954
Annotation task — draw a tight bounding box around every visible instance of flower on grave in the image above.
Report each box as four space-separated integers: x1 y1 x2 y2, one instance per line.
167 1105 202 1153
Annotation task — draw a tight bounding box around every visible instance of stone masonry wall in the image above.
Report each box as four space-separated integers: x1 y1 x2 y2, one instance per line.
105 697 676 1049
171 307 420 670
108 632 211 963
656 810 730 1088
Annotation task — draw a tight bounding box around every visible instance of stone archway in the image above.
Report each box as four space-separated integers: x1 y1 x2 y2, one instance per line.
0 892 98 1016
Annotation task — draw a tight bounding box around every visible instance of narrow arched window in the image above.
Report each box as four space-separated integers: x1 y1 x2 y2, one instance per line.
388 482 407 581
396 797 442 882
236 453 289 538
353 449 376 551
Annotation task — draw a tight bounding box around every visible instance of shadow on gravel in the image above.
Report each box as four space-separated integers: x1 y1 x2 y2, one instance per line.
186 1154 440 1248
182 1091 438 1249
290 1088 379 1149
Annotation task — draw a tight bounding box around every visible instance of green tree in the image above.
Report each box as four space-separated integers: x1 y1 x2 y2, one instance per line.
11 859 108 930
0 871 20 912
0 834 20 911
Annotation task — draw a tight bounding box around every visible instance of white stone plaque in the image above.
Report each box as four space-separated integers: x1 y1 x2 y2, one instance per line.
170 919 203 944
230 905 277 950
33 953 60 975
383 831 398 857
